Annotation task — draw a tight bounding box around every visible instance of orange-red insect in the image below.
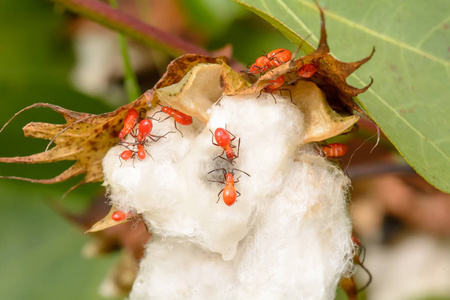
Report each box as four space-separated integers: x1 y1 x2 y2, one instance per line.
120 150 134 161
352 234 361 247
119 108 139 141
134 118 173 147
247 48 292 75
321 143 348 158
119 144 152 164
208 168 250 206
137 144 147 160
119 149 136 167
154 106 193 137
211 127 240 163
161 106 193 125
264 75 285 94
258 75 293 104
266 48 292 68
298 63 316 78
112 210 127 221
136 119 153 142
248 56 271 74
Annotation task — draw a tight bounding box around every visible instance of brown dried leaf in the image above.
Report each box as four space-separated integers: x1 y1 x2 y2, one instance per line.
0 99 148 194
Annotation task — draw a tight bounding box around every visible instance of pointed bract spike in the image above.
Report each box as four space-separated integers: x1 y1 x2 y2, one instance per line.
0 147 78 164
0 163 84 185
62 179 86 199
0 103 86 134
351 77 374 96
340 47 376 78
85 206 132 233
44 114 97 152
22 122 66 140
315 0 330 53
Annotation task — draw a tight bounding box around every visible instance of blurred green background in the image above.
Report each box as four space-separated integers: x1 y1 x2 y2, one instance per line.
0 1 120 299
1 0 449 300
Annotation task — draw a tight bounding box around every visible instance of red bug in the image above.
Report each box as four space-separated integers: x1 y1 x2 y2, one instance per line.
119 108 139 141
266 48 292 68
119 149 136 167
257 75 293 104
138 144 146 160
119 144 153 164
211 127 240 163
248 56 271 74
137 144 148 160
352 234 361 247
321 143 348 158
112 210 127 221
134 118 173 150
352 234 365 262
161 106 193 125
153 106 193 137
136 119 153 142
208 168 250 206
264 75 285 94
247 48 292 75
120 149 134 161
298 63 316 78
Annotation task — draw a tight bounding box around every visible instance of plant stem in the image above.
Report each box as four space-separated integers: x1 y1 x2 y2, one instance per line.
51 0 210 57
107 0 140 102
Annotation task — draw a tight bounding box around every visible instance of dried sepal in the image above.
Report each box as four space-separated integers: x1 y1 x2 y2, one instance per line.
85 206 133 234
154 54 227 91
153 57 248 124
155 63 224 124
291 81 359 143
148 54 228 108
339 276 358 300
0 98 148 195
219 62 251 94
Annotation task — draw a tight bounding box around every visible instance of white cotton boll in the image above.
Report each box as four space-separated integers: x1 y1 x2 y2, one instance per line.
236 151 353 300
129 237 236 300
103 118 195 217
208 94 305 203
103 90 354 299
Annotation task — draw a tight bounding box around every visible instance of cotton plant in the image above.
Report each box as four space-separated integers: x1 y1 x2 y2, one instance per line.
0 6 373 300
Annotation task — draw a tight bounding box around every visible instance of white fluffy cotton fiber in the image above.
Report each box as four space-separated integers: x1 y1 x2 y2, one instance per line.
102 92 354 299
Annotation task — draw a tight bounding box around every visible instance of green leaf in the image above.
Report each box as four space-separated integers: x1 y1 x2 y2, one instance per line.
234 0 316 55
0 182 117 300
233 0 450 193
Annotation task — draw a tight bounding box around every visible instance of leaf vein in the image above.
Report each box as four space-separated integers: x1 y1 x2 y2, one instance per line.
294 0 449 66
352 74 450 161
416 16 450 49
276 0 319 43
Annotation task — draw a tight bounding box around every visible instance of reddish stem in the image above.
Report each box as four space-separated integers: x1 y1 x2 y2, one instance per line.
51 0 211 56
